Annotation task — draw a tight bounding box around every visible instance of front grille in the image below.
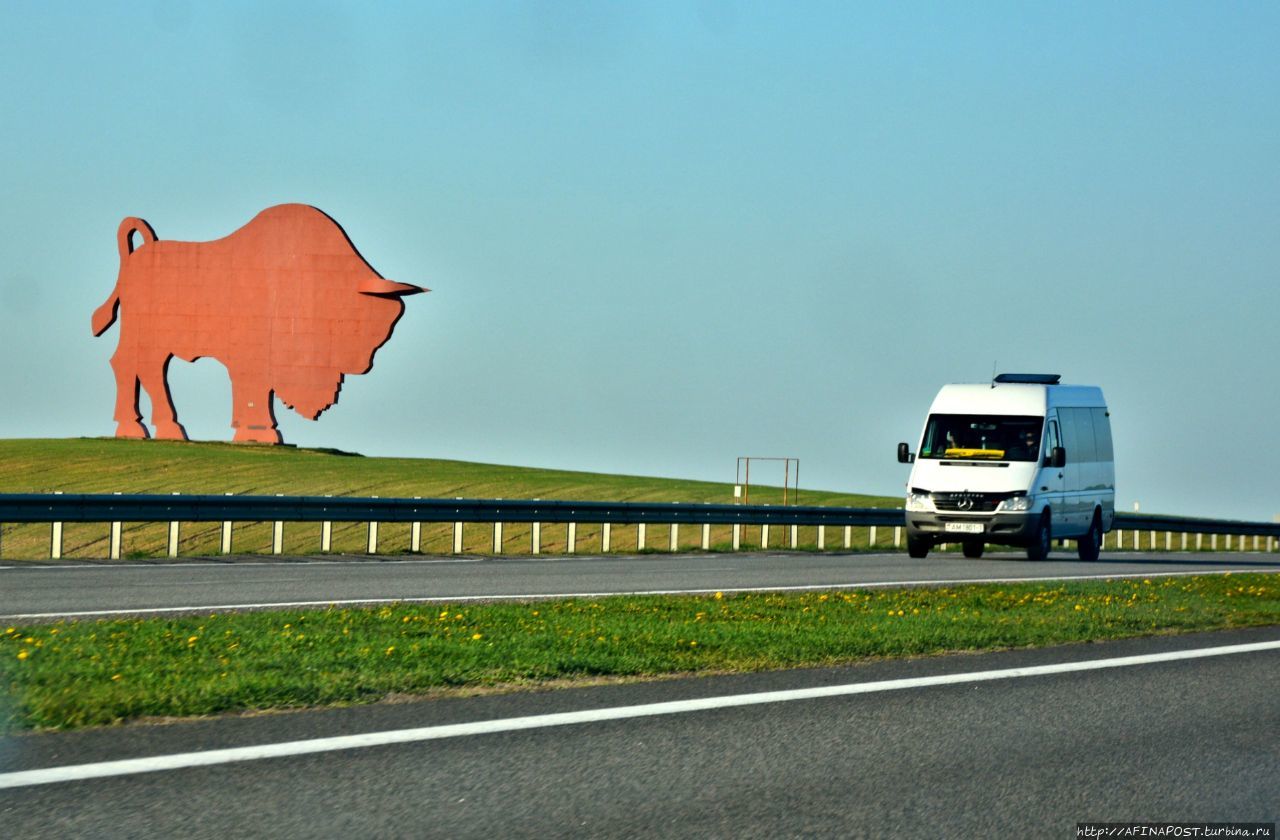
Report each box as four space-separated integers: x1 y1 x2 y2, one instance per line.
932 492 1011 513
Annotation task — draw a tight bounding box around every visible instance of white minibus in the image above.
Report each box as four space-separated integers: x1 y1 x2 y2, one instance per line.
896 373 1114 561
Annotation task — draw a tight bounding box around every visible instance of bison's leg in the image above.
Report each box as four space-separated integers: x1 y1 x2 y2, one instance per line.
229 371 282 444
137 353 188 441
109 345 149 439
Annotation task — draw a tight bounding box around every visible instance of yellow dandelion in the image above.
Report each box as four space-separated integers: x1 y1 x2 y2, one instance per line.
714 592 723 600
17 650 29 660
111 674 122 681
385 646 396 655
471 633 483 640
187 636 199 644
690 640 698 646
1074 604 1083 611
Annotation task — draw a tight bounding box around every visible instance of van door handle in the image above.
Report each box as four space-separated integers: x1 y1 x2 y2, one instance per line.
1057 472 1064 479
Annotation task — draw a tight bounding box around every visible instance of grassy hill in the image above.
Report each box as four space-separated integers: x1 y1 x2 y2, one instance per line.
0 439 899 560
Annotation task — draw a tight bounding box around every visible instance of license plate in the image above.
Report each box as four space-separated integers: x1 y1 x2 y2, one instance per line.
944 522 984 534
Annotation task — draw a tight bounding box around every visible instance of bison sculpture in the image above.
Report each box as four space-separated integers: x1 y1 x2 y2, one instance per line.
91 204 426 444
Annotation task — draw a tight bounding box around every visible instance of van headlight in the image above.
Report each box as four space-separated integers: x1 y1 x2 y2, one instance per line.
906 492 934 512
997 495 1031 512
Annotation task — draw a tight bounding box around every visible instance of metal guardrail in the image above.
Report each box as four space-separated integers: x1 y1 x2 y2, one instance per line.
0 493 1277 559
1114 512 1280 538
0 493 901 527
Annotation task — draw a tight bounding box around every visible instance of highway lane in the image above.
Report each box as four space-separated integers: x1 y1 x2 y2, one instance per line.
2 628 1276 837
2 550 1279 620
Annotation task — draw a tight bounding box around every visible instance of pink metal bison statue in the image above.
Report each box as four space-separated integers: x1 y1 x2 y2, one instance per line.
91 204 427 444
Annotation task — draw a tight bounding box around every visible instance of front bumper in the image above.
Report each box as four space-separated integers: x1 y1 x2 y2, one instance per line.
905 511 1038 547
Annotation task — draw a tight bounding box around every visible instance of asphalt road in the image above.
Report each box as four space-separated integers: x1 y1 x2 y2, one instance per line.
2 628 1276 838
2 550 1279 620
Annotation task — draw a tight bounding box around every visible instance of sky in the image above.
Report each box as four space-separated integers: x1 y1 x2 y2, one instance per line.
1 1 1277 521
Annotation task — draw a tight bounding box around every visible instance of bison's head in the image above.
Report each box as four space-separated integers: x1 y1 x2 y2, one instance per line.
273 275 427 421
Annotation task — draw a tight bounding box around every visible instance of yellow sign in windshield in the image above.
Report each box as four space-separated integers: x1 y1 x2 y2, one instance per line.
944 448 1005 460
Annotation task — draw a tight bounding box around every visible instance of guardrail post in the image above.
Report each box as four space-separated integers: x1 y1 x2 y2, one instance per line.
167 491 180 559
894 526 901 548
221 492 233 554
760 524 769 549
50 490 63 560
669 523 678 552
637 522 646 550
789 524 797 549
567 522 577 554
732 523 740 551
602 523 611 552
493 521 503 554
1196 533 1202 551
1253 535 1260 552
1131 530 1138 550
1180 533 1187 551
1225 534 1232 551
701 523 710 550
411 496 422 553
1211 534 1217 551
274 494 285 555
532 520 541 555
869 525 877 547
844 525 852 549
321 495 332 553
817 524 825 550
1164 532 1171 552
109 491 122 560
453 520 463 554
366 495 379 555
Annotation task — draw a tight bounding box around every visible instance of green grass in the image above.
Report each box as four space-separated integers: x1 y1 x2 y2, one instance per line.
3 574 1276 731
0 438 898 559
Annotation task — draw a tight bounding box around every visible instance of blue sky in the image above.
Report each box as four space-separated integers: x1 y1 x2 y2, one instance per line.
1 1 1277 520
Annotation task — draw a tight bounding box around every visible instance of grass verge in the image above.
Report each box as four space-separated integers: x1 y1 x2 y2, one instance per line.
3 573 1276 731
0 438 897 559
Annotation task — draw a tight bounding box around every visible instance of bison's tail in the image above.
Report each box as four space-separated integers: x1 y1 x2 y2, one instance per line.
94 217 158 337
92 289 120 336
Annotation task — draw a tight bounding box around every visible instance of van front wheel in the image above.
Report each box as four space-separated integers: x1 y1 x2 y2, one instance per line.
962 540 984 559
907 535 930 559
1026 513 1051 562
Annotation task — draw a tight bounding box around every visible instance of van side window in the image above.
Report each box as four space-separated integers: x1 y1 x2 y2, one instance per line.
1066 408 1097 462
1046 418 1061 463
1091 407 1114 460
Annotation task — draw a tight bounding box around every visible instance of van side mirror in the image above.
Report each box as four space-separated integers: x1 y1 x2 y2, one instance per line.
1048 446 1066 468
897 442 915 464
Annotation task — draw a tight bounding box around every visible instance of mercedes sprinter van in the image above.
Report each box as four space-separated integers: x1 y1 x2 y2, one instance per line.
896 373 1114 561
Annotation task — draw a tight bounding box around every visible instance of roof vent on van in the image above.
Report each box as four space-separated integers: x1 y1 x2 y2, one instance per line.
993 373 1061 385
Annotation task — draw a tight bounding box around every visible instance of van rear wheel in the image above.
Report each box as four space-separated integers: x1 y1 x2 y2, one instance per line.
1026 513 1051 562
1078 513 1102 562
962 540 984 559
907 535 930 559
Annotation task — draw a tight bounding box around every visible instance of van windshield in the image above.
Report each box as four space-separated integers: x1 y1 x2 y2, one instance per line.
920 414 1044 462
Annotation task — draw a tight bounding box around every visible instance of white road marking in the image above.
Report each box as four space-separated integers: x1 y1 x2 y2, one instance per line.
1 568 1275 621
2 638 1277 790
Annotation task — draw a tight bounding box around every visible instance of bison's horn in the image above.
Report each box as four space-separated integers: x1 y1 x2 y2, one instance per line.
358 278 428 297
